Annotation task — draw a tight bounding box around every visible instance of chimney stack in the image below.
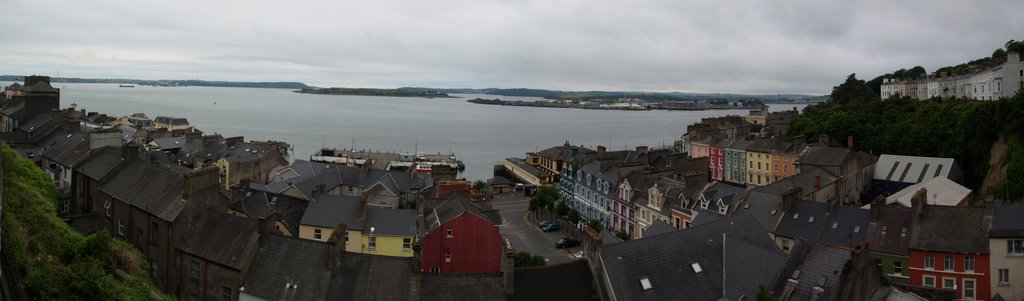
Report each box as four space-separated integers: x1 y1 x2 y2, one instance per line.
817 134 830 146
870 195 884 221
122 142 140 161
257 210 282 247
597 146 606 158
814 170 821 189
911 188 927 226
327 223 348 272
847 136 854 150
502 238 516 294
781 187 802 212
50 108 61 124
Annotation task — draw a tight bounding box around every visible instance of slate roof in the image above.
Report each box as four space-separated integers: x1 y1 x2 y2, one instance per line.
77 147 125 181
798 147 850 167
865 207 913 256
242 235 333 300
755 167 837 196
991 206 1024 237
643 220 676 238
818 206 870 248
364 208 418 236
511 260 599 301
298 194 363 229
736 190 785 233
873 154 958 184
425 193 501 232
771 243 852 301
324 252 416 300
909 206 989 253
774 200 829 241
42 132 90 167
229 189 309 235
600 214 783 301
420 273 506 301
152 136 186 150
98 160 186 222
178 211 259 271
487 176 512 186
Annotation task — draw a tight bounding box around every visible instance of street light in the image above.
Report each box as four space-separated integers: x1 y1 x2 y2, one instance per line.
369 227 375 253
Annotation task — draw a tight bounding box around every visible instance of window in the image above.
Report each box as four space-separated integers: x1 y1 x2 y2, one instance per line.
403 238 412 251
963 279 975 299
925 254 935 269
446 227 453 238
923 275 935 287
368 236 377 250
718 204 727 215
61 200 69 214
314 228 322 240
1008 239 1024 254
190 260 201 281
684 220 692 229
943 278 955 289
700 199 709 209
445 251 452 262
944 256 954 271
964 256 974 271
221 286 232 301
151 262 158 279
150 222 159 243
893 261 903 274
999 268 1009 284
104 199 112 217
118 219 125 237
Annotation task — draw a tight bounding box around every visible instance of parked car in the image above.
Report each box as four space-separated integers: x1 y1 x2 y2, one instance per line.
555 237 581 249
541 223 561 232
569 250 584 260
539 220 555 228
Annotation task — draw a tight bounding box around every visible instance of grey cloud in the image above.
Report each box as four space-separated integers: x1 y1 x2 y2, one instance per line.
2 0 1022 94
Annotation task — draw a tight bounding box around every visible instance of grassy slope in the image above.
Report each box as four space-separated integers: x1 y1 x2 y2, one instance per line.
1 144 171 300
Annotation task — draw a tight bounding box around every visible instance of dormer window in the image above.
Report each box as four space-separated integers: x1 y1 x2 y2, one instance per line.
700 198 709 209
586 174 592 185
718 204 727 215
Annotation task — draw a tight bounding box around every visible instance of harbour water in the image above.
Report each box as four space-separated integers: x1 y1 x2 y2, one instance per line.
16 82 808 180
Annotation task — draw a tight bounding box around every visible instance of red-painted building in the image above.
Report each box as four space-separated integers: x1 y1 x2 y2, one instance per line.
708 138 725 181
420 193 503 273
908 204 990 300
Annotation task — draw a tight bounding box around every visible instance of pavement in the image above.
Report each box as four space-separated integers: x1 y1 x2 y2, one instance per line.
487 192 579 264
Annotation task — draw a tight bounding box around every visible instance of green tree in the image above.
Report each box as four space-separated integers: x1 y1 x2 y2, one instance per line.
993 48 1008 59
757 284 777 301
567 209 581 224
514 252 546 267
615 230 631 241
829 74 878 104
472 180 488 193
556 201 570 217
588 219 604 233
1008 39 1024 54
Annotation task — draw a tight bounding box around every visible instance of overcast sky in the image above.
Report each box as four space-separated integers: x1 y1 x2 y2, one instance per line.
2 0 1022 94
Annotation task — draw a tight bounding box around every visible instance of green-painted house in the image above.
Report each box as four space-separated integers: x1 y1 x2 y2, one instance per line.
723 139 751 185
865 203 914 284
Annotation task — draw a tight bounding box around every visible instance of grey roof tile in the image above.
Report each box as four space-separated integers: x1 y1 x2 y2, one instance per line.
242 235 333 300
179 211 259 270
299 194 363 229
910 206 988 253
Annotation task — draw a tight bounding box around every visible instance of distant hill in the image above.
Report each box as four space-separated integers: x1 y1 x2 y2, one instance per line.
399 86 825 103
0 75 310 89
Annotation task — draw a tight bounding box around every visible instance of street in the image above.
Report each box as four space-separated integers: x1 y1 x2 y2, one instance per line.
487 192 578 265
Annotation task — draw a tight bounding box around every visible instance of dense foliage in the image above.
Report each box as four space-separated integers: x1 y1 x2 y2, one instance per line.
513 252 546 268
788 76 1024 200
528 185 557 212
1 144 170 300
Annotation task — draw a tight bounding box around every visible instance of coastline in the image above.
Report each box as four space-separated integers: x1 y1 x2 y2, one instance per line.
466 98 776 111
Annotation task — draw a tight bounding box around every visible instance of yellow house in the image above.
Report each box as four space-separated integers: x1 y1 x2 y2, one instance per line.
359 208 417 257
746 140 775 186
297 195 417 257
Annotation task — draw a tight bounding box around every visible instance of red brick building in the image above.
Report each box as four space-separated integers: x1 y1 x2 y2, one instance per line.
420 193 503 273
908 203 990 300
708 138 725 181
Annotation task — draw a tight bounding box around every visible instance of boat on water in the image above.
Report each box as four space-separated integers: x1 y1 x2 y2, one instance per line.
119 84 135 88
310 147 465 174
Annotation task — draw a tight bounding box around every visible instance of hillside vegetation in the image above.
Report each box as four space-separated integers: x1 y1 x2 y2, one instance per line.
1 144 170 300
788 75 1024 201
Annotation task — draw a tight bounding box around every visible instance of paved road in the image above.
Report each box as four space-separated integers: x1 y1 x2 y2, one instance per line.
487 193 578 264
